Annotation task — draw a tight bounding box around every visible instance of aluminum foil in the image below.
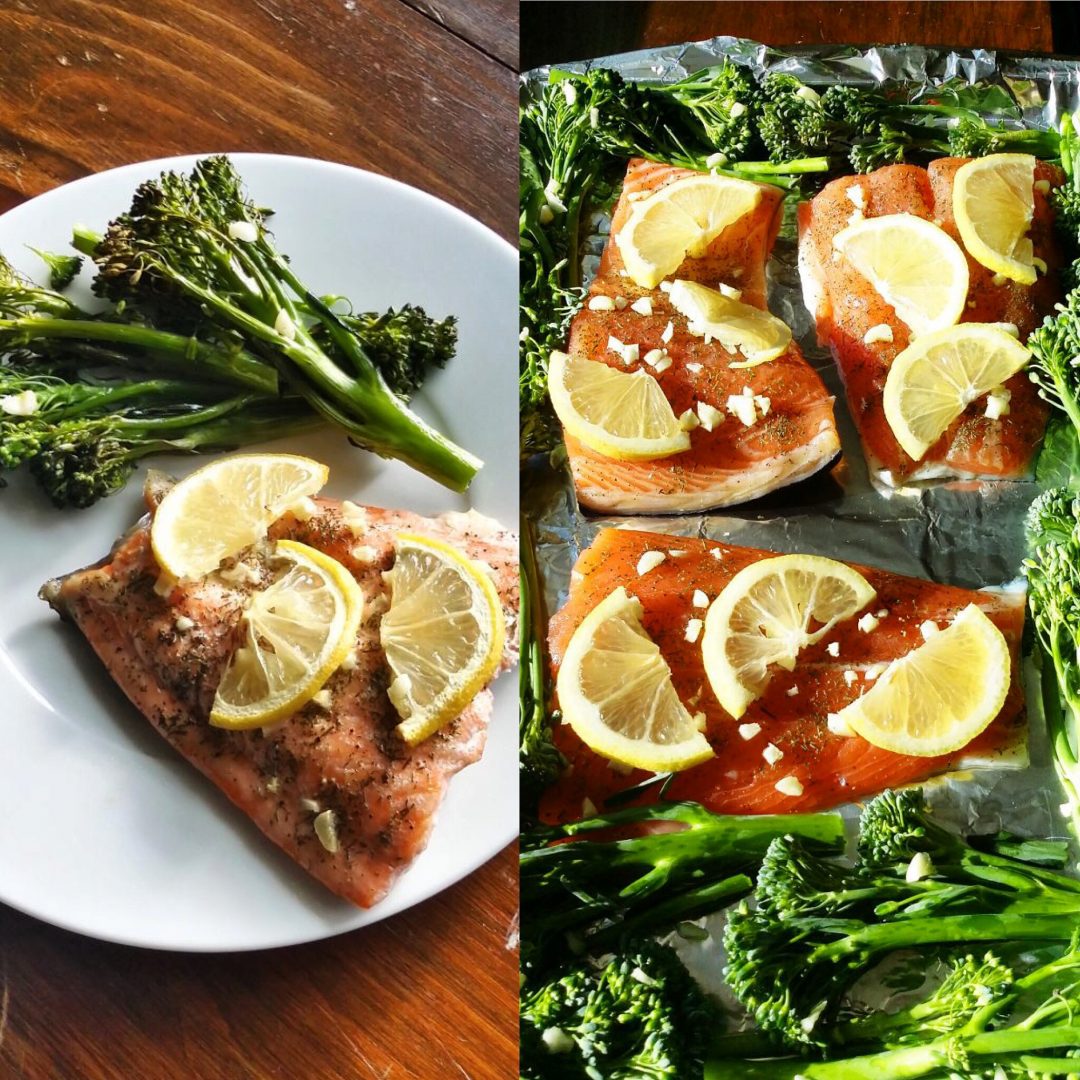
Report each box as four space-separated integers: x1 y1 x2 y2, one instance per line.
522 39 1080 1008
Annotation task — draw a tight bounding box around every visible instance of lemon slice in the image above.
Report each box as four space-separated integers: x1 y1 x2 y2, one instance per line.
557 586 713 772
702 554 876 720
833 214 969 336
882 324 1031 461
380 533 505 746
667 280 792 367
547 350 690 461
953 154 1037 284
616 173 763 288
210 540 363 729
833 604 1010 756
152 454 328 580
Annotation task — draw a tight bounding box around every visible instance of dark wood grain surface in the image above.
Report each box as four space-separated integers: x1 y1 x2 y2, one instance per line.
520 1 1063 72
0 3 517 1079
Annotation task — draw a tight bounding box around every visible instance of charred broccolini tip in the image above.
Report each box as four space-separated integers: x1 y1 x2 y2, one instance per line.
85 156 479 491
28 248 83 291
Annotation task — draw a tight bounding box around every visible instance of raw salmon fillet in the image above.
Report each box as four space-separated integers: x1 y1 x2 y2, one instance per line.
563 159 840 513
797 158 1063 484
541 527 1025 822
41 477 519 908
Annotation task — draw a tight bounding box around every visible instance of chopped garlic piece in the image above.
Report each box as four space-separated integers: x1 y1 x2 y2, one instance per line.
738 722 761 741
762 743 784 765
905 851 934 883
1035 178 1051 194
630 297 653 316
826 642 840 657
274 309 297 340
843 669 857 686
785 686 799 699
174 615 194 632
875 608 889 619
857 612 880 633
685 362 703 374
754 394 771 417
985 386 1012 420
696 401 724 432
718 282 742 300
621 343 639 364
299 797 321 813
227 220 259 242
342 501 369 533
0 389 38 416
846 184 866 210
692 589 709 608
678 408 700 431
287 496 318 523
920 620 939 640
684 618 703 644
774 775 803 797
668 549 687 557
542 1027 575 1054
705 151 729 168
339 651 358 672
351 545 378 563
660 320 674 344
726 388 758 427
311 689 332 710
636 550 666 576
827 712 854 737
313 809 339 853
862 323 893 345
991 272 1008 286
864 662 887 681
653 356 672 374
730 101 747 118
643 348 668 367
588 295 615 311
614 296 629 310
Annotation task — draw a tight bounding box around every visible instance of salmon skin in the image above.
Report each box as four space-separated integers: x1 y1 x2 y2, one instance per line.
541 527 1025 822
797 158 1063 485
563 159 841 514
41 477 519 909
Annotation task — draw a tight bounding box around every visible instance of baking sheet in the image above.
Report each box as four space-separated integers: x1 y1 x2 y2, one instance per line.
521 38 1080 1006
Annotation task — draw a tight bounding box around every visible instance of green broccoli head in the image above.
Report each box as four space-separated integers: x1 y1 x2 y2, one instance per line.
520 941 720 1079
27 418 138 508
757 74 829 163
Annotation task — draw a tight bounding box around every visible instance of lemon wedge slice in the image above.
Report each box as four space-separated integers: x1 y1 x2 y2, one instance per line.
616 173 763 288
953 154 1037 284
832 604 1010 756
547 350 690 461
152 454 328 580
702 554 876 719
666 280 792 367
380 533 505 746
882 324 1030 461
210 540 363 729
557 586 713 772
833 213 969 337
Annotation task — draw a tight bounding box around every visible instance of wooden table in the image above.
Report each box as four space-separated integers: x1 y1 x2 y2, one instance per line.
0 3 517 1079
520 1 1066 72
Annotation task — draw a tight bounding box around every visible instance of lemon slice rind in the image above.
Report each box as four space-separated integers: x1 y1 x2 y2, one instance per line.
953 154 1038 285
616 174 763 289
152 453 329 580
548 350 690 461
702 554 877 720
209 539 363 730
834 604 1010 757
380 533 505 746
833 213 969 337
882 324 1031 461
557 586 714 773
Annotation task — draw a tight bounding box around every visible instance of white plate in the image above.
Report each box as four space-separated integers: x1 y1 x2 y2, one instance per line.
0 154 518 951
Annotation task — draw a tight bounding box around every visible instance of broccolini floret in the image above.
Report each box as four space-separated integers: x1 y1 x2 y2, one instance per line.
29 248 83 291
86 156 478 490
521 940 720 1080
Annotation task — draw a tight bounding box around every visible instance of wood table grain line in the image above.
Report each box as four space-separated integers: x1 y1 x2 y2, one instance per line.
398 0 517 69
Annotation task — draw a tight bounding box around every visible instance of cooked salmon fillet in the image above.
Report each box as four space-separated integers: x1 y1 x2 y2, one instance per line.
563 159 840 513
797 158 1063 484
541 527 1025 822
41 476 519 908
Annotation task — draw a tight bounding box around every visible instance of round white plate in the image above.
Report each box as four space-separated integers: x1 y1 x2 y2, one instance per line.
0 154 518 950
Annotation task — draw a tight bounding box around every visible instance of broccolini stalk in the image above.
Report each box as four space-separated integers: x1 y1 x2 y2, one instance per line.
85 157 479 491
724 789 1080 1049
519 514 565 817
522 799 844 982
1025 488 1080 842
